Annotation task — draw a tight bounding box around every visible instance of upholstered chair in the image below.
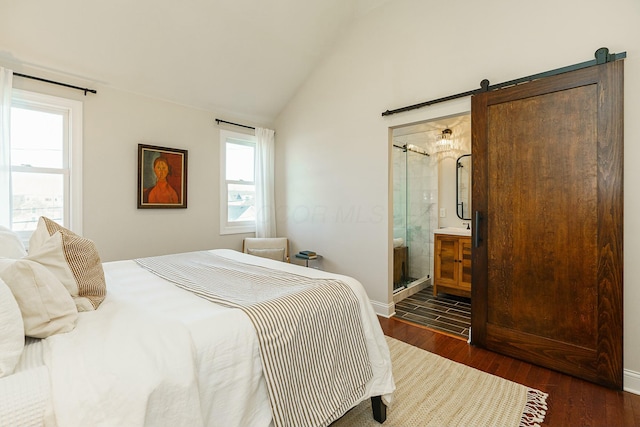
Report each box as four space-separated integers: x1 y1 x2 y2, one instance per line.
242 237 290 262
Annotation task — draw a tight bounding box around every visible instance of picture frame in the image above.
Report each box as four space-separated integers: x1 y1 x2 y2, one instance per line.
138 144 188 209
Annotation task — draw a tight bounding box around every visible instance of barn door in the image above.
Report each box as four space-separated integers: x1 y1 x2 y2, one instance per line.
471 60 623 389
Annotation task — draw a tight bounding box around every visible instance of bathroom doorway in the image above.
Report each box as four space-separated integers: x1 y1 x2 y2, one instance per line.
391 113 471 336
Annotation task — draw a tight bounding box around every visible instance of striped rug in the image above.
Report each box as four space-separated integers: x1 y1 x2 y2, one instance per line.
332 337 548 427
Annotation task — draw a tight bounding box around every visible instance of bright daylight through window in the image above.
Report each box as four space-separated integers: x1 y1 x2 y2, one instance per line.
6 90 82 243
220 129 256 234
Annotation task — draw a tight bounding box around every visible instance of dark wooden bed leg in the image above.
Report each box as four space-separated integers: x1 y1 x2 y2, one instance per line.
371 395 387 423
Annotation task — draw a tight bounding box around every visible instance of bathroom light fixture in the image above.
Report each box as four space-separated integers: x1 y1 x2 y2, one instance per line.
435 128 455 153
433 128 462 160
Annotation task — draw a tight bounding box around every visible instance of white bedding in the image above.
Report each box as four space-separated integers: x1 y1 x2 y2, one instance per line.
0 366 53 427
10 249 394 427
1 334 53 426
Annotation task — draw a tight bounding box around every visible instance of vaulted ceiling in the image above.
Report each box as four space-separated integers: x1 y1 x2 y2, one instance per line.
0 0 393 123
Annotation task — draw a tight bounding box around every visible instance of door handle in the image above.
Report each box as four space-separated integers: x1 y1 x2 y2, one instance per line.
474 211 483 248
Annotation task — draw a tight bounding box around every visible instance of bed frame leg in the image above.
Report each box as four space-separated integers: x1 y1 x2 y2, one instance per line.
371 395 387 423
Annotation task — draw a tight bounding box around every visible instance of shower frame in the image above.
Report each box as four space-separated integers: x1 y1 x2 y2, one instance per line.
392 141 436 294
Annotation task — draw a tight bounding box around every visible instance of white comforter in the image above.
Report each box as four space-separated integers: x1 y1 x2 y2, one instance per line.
39 249 395 427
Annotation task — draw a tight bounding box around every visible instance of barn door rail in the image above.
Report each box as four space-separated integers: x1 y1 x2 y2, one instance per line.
381 47 626 117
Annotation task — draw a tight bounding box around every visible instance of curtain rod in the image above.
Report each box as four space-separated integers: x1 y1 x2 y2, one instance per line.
381 47 626 117
13 72 97 95
215 118 255 130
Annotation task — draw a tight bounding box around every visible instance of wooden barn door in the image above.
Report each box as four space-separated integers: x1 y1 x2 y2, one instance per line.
471 60 623 389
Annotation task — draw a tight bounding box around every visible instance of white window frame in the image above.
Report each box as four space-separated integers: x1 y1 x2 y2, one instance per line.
10 89 83 242
219 128 256 235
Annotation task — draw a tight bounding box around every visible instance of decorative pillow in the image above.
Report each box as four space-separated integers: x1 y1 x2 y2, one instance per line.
0 225 27 259
27 217 106 311
0 277 24 378
247 248 286 262
28 216 66 253
0 259 77 339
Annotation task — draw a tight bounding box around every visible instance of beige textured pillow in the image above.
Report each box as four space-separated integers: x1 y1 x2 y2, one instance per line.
0 259 77 339
0 277 24 377
247 248 286 262
27 217 106 311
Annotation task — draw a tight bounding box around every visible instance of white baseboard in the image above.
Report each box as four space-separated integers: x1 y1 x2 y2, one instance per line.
624 369 640 395
370 299 395 318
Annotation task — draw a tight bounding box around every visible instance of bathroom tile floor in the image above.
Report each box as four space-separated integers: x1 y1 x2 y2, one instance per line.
394 284 471 340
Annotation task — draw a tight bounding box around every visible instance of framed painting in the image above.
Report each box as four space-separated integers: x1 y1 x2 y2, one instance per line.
138 144 188 209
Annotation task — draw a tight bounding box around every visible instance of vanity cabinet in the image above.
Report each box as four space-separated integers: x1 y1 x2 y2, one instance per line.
433 234 472 298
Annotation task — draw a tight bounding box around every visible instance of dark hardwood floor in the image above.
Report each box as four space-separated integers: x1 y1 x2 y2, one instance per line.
380 316 640 426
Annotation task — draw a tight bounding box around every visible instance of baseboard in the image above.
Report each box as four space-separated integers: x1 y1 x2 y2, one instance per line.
370 299 395 318
624 369 640 395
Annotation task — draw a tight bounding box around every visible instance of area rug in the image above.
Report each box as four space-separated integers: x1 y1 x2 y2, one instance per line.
332 337 548 427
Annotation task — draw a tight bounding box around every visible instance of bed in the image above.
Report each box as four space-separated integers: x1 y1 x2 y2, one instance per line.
0 219 395 427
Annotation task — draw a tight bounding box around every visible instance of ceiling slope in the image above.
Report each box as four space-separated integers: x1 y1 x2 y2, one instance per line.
0 0 392 123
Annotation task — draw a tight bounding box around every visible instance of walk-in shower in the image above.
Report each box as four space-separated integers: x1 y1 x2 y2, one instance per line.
392 139 436 295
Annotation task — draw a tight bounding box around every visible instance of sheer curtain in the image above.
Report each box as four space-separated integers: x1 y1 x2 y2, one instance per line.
0 67 12 227
254 127 276 238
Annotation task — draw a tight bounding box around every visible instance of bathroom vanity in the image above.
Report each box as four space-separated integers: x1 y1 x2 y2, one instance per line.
433 228 472 298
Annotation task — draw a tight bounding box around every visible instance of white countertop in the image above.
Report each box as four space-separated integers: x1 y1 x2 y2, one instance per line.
433 227 471 236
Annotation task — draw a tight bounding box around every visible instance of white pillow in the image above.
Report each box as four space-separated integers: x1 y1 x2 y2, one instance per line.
0 277 24 378
27 217 55 254
0 259 78 339
0 225 27 259
27 217 106 311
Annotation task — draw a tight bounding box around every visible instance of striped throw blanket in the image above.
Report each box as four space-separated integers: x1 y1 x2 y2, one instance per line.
135 251 373 427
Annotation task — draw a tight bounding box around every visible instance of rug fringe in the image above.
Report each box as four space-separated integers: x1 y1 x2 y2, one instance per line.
519 389 549 427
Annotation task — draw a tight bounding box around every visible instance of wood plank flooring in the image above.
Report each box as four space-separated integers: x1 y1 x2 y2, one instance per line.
380 316 640 426
395 285 470 340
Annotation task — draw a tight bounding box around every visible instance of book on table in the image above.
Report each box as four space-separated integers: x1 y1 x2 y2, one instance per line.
296 251 317 259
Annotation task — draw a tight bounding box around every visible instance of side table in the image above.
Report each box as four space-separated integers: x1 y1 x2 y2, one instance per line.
294 253 322 267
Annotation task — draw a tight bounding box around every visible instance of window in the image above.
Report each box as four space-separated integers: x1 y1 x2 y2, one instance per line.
219 129 256 234
5 89 82 244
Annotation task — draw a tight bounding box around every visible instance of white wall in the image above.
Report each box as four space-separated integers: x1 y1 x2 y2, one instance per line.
8 75 264 261
275 0 640 388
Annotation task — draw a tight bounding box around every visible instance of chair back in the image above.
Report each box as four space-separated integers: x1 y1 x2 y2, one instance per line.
242 237 289 262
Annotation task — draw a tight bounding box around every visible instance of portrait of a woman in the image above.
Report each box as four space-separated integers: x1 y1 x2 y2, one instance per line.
148 156 179 203
138 144 188 208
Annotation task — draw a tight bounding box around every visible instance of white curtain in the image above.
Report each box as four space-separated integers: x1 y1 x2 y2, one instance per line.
0 67 12 228
254 127 276 238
